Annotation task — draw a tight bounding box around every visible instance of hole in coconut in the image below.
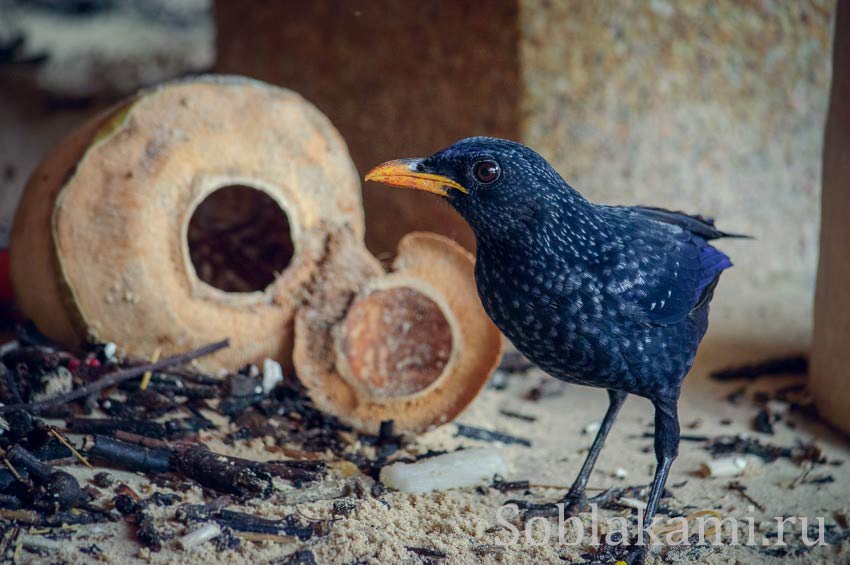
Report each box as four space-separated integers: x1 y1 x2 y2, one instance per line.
187 185 293 293
340 287 453 397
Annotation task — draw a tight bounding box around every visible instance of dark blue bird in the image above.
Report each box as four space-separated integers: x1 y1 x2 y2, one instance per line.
366 137 743 559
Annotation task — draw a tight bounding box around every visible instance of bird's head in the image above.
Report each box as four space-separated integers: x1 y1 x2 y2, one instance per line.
365 137 588 247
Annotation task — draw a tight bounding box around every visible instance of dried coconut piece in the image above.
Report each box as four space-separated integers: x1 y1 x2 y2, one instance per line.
380 448 507 493
294 232 503 434
10 75 364 372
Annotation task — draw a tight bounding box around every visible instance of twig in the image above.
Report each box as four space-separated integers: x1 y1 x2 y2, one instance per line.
406 546 447 559
790 461 813 489
139 347 161 391
728 481 765 512
454 423 531 447
171 446 273 497
499 409 537 422
0 446 22 481
235 531 295 543
49 429 92 469
87 435 171 473
0 340 229 414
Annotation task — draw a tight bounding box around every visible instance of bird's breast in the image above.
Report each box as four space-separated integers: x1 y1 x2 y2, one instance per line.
474 251 630 384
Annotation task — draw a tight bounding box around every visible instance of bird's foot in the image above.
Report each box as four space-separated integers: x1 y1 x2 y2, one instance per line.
558 490 590 514
515 490 589 522
621 538 649 565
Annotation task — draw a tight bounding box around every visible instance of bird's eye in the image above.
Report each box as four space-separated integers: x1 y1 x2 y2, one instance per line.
473 160 501 184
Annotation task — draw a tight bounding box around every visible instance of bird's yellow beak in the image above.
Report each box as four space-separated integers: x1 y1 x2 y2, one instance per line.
365 159 468 197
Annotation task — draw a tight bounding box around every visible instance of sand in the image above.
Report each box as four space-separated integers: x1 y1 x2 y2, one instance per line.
9 342 850 565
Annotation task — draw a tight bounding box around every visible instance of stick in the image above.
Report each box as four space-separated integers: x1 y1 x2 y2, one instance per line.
0 340 229 414
454 423 532 447
171 446 273 497
49 429 93 469
0 447 22 481
87 435 172 473
139 347 161 391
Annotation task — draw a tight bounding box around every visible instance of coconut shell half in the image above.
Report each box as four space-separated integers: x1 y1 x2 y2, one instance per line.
11 76 364 371
294 232 503 433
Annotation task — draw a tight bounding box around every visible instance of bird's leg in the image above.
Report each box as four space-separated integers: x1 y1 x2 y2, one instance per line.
523 389 627 519
625 398 679 565
560 389 627 511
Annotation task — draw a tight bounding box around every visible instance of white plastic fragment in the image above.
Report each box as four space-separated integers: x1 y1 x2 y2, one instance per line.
618 497 647 510
21 535 65 553
582 421 601 435
380 448 507 494
700 456 748 478
262 358 284 394
103 342 118 361
177 522 222 550
613 467 628 479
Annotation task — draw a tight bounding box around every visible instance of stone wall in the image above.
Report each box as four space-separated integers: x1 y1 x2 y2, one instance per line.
521 0 834 353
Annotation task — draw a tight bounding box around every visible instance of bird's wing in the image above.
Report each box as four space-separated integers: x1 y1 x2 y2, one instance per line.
606 207 735 326
628 206 751 240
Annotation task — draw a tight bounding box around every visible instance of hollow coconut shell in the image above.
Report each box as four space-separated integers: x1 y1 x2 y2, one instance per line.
11 75 364 371
294 231 503 434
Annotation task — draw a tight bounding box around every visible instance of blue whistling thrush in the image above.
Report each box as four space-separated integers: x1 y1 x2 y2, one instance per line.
366 137 745 562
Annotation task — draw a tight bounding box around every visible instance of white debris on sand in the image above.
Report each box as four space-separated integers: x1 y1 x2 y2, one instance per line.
380 448 507 494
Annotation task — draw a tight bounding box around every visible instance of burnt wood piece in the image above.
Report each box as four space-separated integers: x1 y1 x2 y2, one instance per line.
87 435 172 473
170 446 273 497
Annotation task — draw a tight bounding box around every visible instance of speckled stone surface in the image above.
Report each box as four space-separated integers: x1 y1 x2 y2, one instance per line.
520 0 835 352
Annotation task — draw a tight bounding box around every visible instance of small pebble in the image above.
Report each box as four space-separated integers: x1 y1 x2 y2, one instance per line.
92 472 114 488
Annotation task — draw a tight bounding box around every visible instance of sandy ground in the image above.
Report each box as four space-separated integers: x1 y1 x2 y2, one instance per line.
10 338 849 565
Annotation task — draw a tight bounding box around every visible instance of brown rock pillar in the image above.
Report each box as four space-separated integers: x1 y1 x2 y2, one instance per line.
811 1 850 434
214 0 520 255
